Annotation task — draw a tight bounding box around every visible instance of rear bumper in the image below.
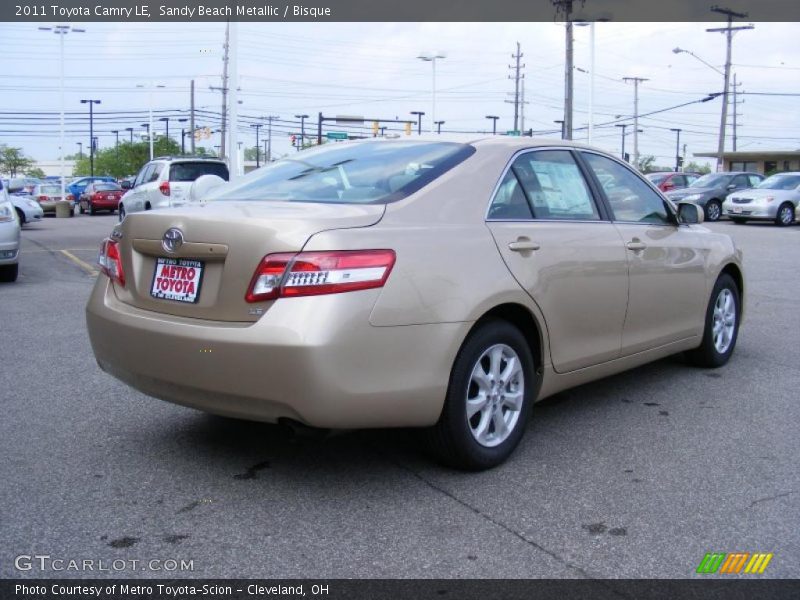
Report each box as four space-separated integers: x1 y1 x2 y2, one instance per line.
0 234 20 265
86 276 468 428
89 199 120 210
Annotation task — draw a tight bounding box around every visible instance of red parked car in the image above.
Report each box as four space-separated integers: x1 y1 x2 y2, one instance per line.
79 182 124 215
645 171 700 193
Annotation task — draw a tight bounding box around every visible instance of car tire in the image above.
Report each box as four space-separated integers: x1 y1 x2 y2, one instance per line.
15 208 26 225
0 263 19 283
89 204 96 216
79 203 85 215
685 273 740 368
705 199 722 222
118 205 126 221
775 202 794 227
425 318 536 470
731 217 747 224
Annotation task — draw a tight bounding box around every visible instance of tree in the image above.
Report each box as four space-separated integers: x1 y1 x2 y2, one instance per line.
25 167 47 179
636 155 656 173
0 145 34 177
72 137 182 178
683 161 712 175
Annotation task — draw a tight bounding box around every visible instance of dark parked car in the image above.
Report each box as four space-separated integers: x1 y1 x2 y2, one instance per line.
645 171 700 193
66 176 116 204
665 172 763 221
79 182 124 215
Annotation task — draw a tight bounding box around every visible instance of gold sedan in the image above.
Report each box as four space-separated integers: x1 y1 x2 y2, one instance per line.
87 138 744 470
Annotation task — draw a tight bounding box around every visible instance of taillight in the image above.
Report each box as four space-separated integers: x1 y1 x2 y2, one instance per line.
94 193 102 202
66 194 75 202
97 238 125 286
159 181 170 196
246 250 395 303
38 195 48 202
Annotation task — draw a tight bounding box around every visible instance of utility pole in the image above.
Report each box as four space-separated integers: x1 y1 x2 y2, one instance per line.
670 128 682 171
250 123 263 167
615 124 627 160
219 21 230 160
707 6 753 171
506 42 524 133
622 77 647 168
552 1 582 140
228 21 240 179
730 73 743 151
190 79 195 154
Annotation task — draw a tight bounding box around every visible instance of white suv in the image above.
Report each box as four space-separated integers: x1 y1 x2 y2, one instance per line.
119 156 229 220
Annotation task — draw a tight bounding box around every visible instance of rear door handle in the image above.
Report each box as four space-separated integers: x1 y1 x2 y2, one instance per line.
508 240 541 252
626 240 647 251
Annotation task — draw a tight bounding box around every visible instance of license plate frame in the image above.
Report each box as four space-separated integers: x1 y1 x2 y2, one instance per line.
150 257 204 303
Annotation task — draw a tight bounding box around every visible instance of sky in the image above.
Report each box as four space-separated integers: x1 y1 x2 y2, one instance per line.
0 20 798 170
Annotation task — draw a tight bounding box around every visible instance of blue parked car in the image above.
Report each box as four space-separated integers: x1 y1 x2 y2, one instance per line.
66 176 115 204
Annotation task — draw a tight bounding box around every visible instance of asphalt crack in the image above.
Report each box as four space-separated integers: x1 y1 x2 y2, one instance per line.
749 490 795 508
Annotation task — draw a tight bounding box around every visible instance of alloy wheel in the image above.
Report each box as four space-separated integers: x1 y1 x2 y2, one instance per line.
712 288 736 354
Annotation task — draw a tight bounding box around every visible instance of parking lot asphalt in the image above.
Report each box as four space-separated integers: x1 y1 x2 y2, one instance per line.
1 214 798 579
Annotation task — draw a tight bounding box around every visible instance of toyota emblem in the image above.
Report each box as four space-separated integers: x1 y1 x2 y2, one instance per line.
162 228 184 254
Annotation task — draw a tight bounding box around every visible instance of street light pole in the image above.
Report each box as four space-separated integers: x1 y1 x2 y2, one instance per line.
39 25 85 203
265 115 278 162
418 52 446 134
410 111 425 135
250 123 263 167
76 142 83 159
158 117 170 142
294 114 309 151
670 128 682 171
485 115 499 135
136 82 165 160
125 127 133 143
80 99 101 176
178 118 188 154
435 121 445 134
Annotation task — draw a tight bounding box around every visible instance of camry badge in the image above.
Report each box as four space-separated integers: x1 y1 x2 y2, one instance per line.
162 228 184 254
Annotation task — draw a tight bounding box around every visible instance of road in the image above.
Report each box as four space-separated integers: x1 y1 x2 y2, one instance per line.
1 214 798 579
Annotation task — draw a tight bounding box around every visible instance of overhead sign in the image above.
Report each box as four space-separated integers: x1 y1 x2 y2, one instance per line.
326 132 349 140
506 130 521 136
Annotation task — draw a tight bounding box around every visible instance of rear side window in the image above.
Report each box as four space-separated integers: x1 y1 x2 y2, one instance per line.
212 141 475 204
169 162 229 182
583 152 670 224
95 183 121 191
148 163 164 183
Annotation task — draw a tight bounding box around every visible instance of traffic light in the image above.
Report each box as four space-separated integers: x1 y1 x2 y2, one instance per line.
677 156 684 167
404 122 412 136
372 121 380 137
290 135 296 147
624 152 631 163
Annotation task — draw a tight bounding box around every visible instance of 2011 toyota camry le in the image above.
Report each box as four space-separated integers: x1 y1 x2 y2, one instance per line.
86 137 744 470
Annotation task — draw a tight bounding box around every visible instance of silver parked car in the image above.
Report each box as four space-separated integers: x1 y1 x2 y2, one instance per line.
0 186 21 282
9 193 44 225
119 156 229 220
722 172 800 226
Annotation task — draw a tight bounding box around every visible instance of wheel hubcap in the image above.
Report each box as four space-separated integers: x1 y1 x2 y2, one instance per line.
466 344 524 448
712 288 736 354
708 203 720 220
780 206 792 224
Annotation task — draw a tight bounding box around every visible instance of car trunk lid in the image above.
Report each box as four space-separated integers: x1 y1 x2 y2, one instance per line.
110 200 385 322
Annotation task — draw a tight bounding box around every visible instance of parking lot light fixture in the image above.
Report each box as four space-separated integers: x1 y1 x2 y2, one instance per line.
39 24 84 203
125 127 134 143
136 82 166 160
418 52 446 133
410 111 425 135
80 99 101 176
485 115 499 135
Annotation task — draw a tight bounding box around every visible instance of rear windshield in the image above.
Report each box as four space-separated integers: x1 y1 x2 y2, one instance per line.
41 185 61 194
212 141 475 204
94 183 121 191
756 174 800 190
692 174 730 188
645 174 668 184
169 162 230 182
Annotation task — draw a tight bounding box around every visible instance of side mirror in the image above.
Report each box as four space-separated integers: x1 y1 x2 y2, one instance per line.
727 184 736 190
677 201 704 224
120 180 132 190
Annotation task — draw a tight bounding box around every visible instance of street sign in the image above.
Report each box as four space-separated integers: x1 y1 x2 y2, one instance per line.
506 130 521 136
326 132 348 140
